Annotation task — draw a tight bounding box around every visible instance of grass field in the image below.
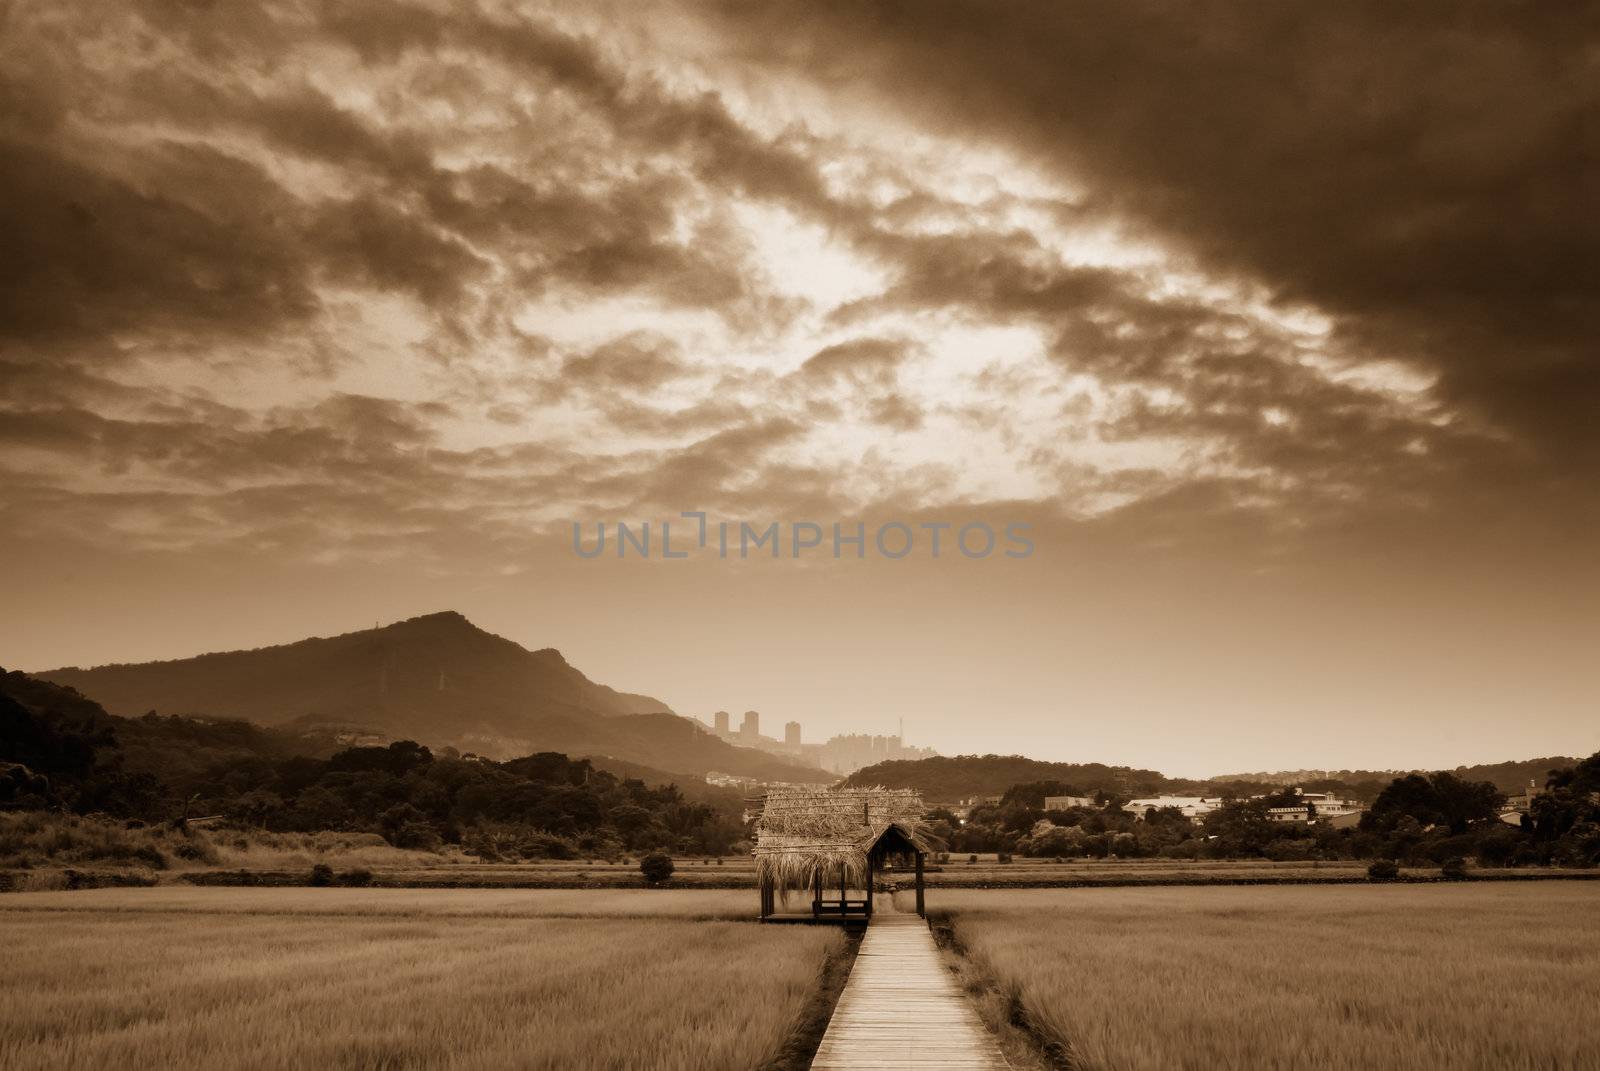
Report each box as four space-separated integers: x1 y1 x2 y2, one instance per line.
46 855 1591 892
0 886 754 919
0 888 838 1070
915 884 1600 1070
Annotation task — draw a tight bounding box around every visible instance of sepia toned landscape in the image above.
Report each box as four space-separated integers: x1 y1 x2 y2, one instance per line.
3 0 1597 1068
5 648 1600 1068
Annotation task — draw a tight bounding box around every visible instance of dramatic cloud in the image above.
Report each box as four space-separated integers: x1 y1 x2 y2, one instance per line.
1 0 1590 573
698 0 1600 476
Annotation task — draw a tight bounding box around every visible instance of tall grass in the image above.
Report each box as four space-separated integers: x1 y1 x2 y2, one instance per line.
1 886 754 919
0 812 445 880
917 885 1600 1070
0 892 838 1070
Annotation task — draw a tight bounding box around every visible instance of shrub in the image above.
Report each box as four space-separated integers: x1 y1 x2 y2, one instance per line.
389 821 442 852
1264 838 1317 862
1160 840 1202 860
1368 859 1401 883
640 852 674 884
997 852 1013 864
309 863 335 887
967 854 978 865
1475 826 1523 867
166 829 220 865
1440 856 1469 881
339 867 374 887
129 845 168 869
519 831 580 861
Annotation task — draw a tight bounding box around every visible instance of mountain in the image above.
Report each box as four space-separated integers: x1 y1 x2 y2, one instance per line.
34 612 825 781
39 611 666 733
1 668 751 851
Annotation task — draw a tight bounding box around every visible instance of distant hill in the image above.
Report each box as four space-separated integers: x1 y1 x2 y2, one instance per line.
34 612 824 782
843 754 1172 802
848 752 1587 806
1211 757 1580 796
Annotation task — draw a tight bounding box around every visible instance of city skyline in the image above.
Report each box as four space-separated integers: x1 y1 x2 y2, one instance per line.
701 707 938 777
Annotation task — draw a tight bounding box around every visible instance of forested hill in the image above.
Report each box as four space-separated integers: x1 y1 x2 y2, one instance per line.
842 755 1173 802
1 668 748 854
847 753 1587 804
32 612 823 780
1207 757 1581 796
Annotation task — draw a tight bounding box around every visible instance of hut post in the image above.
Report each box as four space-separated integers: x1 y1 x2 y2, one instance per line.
812 865 822 917
914 850 926 916
866 854 874 916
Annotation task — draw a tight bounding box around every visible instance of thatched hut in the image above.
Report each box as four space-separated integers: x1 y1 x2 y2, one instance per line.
752 786 935 921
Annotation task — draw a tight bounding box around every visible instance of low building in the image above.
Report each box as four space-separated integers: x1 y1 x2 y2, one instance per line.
947 795 1002 822
1043 795 1096 811
1503 779 1540 813
1266 791 1366 824
1124 796 1222 822
705 770 759 789
1497 780 1540 828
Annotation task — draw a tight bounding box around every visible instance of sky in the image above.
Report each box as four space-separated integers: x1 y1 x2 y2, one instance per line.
1 1 1596 777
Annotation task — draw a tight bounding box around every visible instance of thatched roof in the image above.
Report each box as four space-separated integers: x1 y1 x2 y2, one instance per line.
753 786 933 896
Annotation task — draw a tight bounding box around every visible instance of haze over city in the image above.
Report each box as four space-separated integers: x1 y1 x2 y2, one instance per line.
3 1 1596 779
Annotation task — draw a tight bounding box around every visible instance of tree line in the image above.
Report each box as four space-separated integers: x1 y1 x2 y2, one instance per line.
926 763 1600 868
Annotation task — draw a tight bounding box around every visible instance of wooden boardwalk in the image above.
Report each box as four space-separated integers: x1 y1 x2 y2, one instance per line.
810 901 1010 1070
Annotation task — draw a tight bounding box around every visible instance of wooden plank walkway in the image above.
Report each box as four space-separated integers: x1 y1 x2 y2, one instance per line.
810 900 1009 1070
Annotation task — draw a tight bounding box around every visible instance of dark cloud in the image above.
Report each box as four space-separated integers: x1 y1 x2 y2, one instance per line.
0 0 837 367
561 333 690 394
795 338 923 431
620 417 811 513
700 0 1600 473
0 133 319 348
800 338 911 382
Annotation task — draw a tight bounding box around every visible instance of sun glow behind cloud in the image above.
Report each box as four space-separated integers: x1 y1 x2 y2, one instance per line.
0 0 1497 564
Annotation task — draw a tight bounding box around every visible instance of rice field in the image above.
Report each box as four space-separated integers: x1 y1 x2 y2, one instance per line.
916 884 1600 1070
0 888 838 1070
0 886 753 920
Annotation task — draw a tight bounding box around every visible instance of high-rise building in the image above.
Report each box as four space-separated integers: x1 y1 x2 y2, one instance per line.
813 732 939 776
713 710 730 734
784 721 801 746
741 710 760 736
